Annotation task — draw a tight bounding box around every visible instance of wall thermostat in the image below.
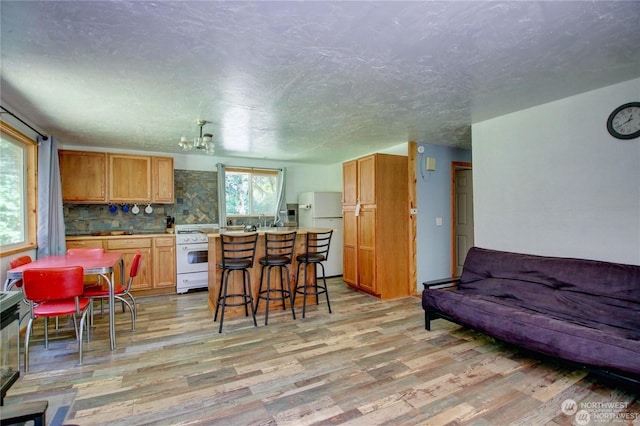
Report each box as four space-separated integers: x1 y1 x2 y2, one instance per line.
417 146 425 153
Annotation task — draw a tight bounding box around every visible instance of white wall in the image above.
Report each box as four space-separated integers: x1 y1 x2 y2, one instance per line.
472 78 640 265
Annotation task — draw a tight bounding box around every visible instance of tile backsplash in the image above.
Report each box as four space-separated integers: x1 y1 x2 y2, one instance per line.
64 169 218 235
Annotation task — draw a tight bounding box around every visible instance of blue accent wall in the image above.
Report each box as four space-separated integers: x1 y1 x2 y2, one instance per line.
416 143 472 291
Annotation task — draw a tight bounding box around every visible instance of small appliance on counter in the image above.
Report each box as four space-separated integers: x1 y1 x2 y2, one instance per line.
166 216 175 234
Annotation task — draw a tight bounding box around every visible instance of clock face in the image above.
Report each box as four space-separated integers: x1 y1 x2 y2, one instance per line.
607 102 640 139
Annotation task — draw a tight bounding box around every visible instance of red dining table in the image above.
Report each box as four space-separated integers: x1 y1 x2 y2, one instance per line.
4 252 124 351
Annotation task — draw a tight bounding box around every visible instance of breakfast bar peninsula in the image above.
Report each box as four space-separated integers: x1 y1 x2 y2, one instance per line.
206 228 334 320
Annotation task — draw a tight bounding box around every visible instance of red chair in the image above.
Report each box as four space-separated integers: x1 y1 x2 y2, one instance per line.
82 251 141 331
22 266 91 372
7 255 33 290
8 256 33 325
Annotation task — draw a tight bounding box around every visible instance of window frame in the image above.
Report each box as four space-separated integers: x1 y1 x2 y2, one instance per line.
0 121 37 257
224 167 279 218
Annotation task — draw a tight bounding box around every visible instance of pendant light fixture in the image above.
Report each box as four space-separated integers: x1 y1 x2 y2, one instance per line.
179 119 215 154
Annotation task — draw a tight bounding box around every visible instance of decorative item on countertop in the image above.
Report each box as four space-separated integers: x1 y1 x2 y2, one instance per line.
131 204 140 215
145 204 153 214
109 204 117 213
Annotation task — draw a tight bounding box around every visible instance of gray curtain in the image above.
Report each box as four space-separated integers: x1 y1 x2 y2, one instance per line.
37 135 66 257
217 163 227 227
274 168 286 225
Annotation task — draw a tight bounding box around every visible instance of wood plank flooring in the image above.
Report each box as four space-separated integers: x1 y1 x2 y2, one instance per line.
4 278 639 425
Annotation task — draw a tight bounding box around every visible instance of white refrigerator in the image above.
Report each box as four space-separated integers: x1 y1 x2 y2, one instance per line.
297 191 343 277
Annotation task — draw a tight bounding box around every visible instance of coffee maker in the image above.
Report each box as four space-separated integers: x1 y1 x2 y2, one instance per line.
165 216 175 233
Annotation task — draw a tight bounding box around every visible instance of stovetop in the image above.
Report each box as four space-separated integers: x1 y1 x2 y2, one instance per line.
175 223 219 244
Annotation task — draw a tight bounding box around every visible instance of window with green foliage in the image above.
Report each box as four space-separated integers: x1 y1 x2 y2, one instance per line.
225 168 278 216
0 122 36 254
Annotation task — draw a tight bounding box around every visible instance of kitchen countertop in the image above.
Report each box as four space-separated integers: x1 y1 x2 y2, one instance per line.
206 227 332 237
66 232 172 239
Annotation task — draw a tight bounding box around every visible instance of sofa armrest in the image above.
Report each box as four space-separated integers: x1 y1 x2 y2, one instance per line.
422 277 460 290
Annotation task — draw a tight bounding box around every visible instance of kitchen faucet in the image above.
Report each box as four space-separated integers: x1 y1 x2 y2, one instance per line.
259 214 266 228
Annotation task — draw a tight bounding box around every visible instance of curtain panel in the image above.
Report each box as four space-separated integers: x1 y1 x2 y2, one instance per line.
37 135 66 257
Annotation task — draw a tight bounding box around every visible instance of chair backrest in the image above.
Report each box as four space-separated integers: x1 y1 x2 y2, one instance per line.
129 251 142 279
220 233 259 268
66 248 105 257
23 266 85 302
264 231 297 263
123 251 142 292
301 230 333 261
8 255 33 289
10 255 32 269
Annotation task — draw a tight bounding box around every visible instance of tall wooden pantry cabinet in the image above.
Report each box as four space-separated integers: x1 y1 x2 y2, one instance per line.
342 153 409 299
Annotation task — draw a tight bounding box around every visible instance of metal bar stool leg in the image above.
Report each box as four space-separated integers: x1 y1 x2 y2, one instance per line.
245 270 257 326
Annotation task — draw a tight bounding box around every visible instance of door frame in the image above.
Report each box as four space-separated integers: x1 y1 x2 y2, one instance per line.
450 161 473 277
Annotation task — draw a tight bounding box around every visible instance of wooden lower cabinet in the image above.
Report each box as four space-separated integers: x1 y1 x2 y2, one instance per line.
67 235 176 295
105 238 153 291
153 237 176 289
356 206 377 294
342 206 358 286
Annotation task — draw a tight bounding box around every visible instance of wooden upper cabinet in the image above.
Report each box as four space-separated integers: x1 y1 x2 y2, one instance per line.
342 160 358 206
357 155 376 205
59 150 107 203
108 154 152 202
60 151 174 204
152 156 174 204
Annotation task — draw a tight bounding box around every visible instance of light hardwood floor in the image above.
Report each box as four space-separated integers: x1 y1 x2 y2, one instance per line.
5 278 639 425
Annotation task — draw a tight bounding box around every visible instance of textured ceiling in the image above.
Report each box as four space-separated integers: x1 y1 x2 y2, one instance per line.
1 1 639 164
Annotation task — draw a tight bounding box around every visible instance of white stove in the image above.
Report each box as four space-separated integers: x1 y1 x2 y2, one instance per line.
175 223 218 293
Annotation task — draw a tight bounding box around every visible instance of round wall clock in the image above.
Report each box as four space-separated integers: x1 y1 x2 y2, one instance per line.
606 102 640 140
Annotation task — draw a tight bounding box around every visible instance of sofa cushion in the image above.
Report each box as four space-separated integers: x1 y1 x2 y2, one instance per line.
422 288 640 376
457 247 640 334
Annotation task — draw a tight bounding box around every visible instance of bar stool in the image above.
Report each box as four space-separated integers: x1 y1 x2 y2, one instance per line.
214 232 259 333
293 230 333 318
255 231 297 325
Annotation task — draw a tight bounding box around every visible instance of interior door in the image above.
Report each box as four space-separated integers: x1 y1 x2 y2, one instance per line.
454 168 474 276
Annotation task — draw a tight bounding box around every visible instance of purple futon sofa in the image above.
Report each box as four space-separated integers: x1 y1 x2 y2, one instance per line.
422 247 640 383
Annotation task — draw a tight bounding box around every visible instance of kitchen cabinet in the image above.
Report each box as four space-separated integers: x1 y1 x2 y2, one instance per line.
59 150 107 203
59 151 174 204
152 156 174 203
108 154 152 203
106 238 153 291
67 234 176 294
342 153 409 299
153 237 176 289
